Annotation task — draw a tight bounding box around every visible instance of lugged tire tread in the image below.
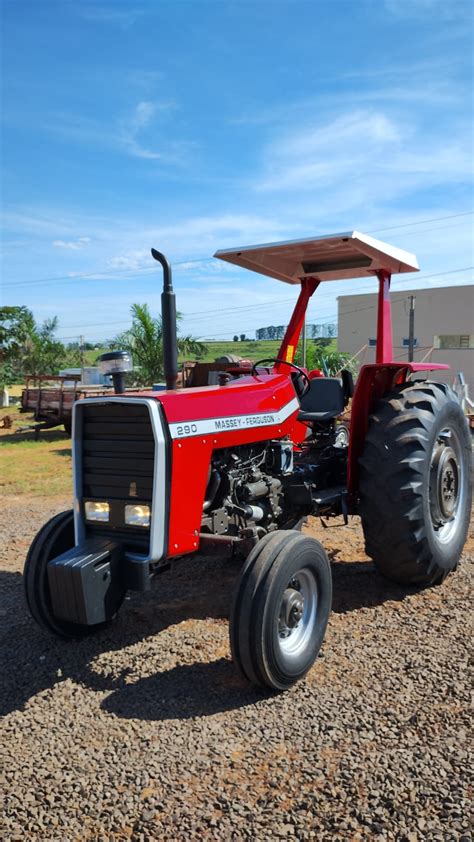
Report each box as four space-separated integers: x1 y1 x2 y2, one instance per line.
359 381 471 586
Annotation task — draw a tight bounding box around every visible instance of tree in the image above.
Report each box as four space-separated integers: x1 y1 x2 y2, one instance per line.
0 306 35 385
0 306 78 386
295 340 355 377
233 335 239 342
21 317 79 377
240 334 246 342
113 303 207 386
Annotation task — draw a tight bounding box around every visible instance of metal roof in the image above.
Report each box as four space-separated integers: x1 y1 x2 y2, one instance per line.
214 230 419 284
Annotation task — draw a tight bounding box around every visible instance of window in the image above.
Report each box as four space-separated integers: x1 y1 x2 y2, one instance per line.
435 335 474 350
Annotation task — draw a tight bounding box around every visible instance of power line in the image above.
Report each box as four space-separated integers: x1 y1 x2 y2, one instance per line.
53 265 473 337
3 257 212 289
367 210 474 234
155 297 412 341
4 210 473 290
56 296 299 331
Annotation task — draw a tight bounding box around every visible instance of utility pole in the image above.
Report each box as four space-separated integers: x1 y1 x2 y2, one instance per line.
408 296 416 362
79 335 85 382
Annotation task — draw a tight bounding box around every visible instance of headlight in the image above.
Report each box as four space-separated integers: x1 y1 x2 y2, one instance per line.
125 504 151 528
97 350 133 375
85 501 110 522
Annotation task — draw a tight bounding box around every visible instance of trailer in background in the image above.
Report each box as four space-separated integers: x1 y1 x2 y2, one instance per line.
21 375 113 436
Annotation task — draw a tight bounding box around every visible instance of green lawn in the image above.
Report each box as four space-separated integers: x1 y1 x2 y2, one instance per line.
84 338 337 366
0 428 72 497
194 339 282 362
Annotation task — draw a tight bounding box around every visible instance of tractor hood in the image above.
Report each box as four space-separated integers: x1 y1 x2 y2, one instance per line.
134 373 300 438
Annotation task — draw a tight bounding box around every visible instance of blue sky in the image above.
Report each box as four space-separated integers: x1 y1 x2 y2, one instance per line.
1 0 473 343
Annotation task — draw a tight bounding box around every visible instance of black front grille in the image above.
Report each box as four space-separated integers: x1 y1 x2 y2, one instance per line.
82 402 155 500
81 402 155 549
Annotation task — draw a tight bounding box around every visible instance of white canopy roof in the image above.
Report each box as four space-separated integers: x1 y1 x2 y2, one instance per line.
214 230 419 284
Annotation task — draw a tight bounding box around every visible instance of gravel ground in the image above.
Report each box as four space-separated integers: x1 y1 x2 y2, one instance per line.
1 495 472 841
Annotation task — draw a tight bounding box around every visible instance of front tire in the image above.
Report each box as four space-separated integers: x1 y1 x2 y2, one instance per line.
359 382 472 586
24 510 122 637
230 531 332 690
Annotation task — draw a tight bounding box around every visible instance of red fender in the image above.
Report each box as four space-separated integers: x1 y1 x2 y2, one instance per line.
347 362 449 496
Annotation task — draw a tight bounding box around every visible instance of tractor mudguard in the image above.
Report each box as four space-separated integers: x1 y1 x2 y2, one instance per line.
347 362 449 495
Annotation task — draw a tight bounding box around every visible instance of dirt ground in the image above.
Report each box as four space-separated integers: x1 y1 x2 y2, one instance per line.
1 491 472 840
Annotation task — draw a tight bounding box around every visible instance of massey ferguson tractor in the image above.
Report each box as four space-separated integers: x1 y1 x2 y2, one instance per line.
24 232 472 690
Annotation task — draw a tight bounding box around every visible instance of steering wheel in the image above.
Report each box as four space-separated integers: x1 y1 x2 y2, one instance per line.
251 358 311 398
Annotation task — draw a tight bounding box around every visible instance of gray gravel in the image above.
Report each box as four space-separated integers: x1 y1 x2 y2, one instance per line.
1 496 472 840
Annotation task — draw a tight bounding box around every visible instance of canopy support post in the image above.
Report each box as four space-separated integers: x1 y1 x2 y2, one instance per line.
275 278 320 371
376 269 393 364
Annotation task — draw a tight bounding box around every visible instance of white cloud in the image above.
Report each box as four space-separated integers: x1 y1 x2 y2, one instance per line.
15 99 180 164
255 108 471 206
52 237 91 250
77 4 145 28
119 100 177 161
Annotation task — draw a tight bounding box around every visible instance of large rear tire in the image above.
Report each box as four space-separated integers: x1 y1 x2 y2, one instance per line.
230 531 332 690
359 382 472 586
24 510 123 637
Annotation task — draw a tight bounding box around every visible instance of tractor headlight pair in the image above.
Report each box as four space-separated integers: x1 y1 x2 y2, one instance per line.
84 502 151 528
124 505 151 528
85 501 110 522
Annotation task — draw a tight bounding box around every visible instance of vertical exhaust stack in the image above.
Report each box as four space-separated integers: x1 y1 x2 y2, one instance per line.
151 248 178 390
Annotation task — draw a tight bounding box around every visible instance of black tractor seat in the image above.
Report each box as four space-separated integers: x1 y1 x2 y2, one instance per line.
298 377 346 423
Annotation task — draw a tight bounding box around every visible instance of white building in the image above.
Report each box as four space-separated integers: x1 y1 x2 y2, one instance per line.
337 284 474 394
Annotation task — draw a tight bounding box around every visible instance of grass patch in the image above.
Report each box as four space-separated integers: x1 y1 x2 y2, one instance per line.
188 339 337 363
0 437 72 497
85 339 337 365
0 418 72 497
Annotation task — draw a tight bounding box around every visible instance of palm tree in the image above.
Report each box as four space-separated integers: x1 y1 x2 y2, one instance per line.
113 303 207 386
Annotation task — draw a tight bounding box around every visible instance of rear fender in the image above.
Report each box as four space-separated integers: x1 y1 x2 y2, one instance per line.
348 362 449 495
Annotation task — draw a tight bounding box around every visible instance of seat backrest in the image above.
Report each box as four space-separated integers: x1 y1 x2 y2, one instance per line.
299 377 345 415
340 369 354 402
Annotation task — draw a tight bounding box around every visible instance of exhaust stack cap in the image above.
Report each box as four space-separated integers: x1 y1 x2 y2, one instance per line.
151 248 178 391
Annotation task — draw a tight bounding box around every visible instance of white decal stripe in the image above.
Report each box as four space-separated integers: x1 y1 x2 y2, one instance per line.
168 397 300 439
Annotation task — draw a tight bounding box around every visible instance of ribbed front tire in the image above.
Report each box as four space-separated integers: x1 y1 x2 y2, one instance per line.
230 531 332 690
359 382 471 586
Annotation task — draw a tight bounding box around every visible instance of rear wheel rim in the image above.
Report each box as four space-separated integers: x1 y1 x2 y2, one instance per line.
429 426 465 544
277 568 318 661
334 425 349 448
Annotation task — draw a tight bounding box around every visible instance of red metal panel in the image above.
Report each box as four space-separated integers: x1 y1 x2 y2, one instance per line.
375 270 393 364
141 374 294 421
132 375 307 557
347 361 450 495
275 278 320 368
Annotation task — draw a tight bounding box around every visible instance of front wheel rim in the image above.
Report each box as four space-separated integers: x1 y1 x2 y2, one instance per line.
277 568 318 661
429 426 465 544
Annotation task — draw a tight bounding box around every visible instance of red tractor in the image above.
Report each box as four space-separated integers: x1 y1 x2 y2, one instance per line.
24 232 472 690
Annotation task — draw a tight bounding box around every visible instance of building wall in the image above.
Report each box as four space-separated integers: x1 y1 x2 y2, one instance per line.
337 284 474 394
